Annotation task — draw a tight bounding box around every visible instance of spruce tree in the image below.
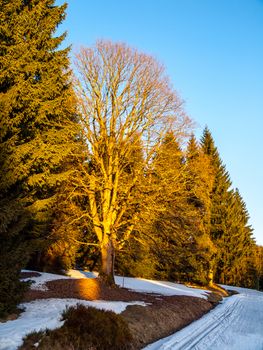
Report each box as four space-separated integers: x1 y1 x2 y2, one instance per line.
200 127 256 287
0 0 78 314
146 132 211 284
185 134 216 284
186 134 214 219
148 132 187 280
255 245 263 290
201 128 233 283
220 189 256 287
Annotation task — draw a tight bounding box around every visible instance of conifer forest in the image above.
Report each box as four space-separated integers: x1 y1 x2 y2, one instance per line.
1 0 262 317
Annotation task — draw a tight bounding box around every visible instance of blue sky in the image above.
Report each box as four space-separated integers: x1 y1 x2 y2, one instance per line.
56 0 263 245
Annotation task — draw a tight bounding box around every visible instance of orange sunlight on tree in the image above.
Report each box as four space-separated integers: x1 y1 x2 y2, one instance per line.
72 40 192 285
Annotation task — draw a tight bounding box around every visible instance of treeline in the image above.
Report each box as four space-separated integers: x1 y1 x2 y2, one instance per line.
1 0 262 316
113 129 261 288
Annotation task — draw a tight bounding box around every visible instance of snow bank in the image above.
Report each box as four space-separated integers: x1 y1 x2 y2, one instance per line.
220 284 262 297
0 298 146 350
115 276 209 299
66 269 210 299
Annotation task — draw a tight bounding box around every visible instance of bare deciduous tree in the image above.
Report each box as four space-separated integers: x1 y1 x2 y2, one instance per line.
73 40 191 285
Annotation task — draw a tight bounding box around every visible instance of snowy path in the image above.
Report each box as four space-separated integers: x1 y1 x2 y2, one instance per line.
144 287 263 350
2 271 262 349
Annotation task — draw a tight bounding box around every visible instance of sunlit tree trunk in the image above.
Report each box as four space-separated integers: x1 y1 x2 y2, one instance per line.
208 268 214 286
100 238 115 285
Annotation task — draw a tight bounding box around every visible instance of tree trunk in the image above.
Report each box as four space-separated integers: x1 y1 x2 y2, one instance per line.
99 239 115 286
208 268 214 286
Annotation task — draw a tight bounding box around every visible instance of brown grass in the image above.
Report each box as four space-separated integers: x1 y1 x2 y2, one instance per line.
24 278 161 303
20 272 42 279
20 304 133 350
21 277 220 349
122 295 213 348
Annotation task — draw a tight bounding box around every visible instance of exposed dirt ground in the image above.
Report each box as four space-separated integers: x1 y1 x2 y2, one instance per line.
21 272 222 349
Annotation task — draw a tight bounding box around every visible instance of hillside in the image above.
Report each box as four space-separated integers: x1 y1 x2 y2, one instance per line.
0 270 220 350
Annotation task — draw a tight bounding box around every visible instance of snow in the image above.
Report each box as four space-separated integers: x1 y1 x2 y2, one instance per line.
66 269 210 299
1 270 152 350
143 285 263 350
21 270 72 291
115 276 210 299
4 270 263 350
67 269 98 279
0 298 147 350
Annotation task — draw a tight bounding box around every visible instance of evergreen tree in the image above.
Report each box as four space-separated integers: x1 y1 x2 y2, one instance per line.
255 245 263 290
146 132 188 281
186 134 214 228
200 127 256 287
185 134 216 284
145 132 213 285
0 0 78 314
115 131 188 282
200 127 232 283
220 189 256 287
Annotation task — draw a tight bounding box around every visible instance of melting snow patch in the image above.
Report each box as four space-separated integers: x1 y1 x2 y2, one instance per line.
21 270 71 291
114 276 209 299
0 298 147 350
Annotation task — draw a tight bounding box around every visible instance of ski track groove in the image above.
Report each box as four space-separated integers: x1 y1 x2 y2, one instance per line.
143 293 262 350
144 287 263 350
161 296 242 350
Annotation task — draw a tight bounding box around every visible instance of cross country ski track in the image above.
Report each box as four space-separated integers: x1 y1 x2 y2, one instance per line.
144 286 263 350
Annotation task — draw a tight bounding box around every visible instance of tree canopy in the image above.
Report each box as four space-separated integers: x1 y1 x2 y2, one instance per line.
0 0 79 315
71 41 192 284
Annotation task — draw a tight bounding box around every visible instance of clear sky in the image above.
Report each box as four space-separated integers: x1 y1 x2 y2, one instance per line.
56 0 263 245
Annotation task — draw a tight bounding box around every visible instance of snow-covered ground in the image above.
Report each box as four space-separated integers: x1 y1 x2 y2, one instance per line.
67 269 210 299
21 270 72 291
3 271 263 350
143 285 263 350
24 269 209 299
0 298 146 350
0 270 209 350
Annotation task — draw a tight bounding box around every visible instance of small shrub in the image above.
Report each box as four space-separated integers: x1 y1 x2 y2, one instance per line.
226 289 239 296
20 304 133 350
19 330 46 349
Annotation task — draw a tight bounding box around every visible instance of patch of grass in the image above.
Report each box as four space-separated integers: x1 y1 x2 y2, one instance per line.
206 291 223 304
0 307 24 323
19 330 46 349
207 283 229 297
226 289 239 296
20 272 42 279
19 304 133 350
